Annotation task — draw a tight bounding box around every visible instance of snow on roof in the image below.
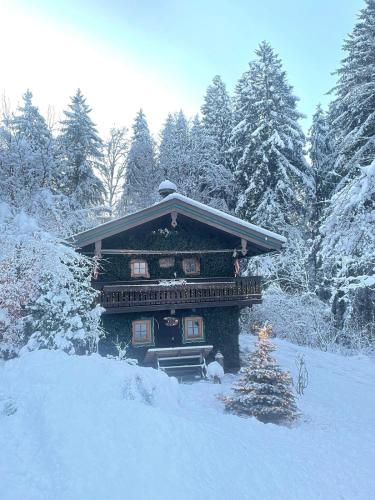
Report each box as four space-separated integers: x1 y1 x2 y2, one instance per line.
160 192 286 244
68 190 286 250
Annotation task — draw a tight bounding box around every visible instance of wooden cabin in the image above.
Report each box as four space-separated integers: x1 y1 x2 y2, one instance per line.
70 181 285 376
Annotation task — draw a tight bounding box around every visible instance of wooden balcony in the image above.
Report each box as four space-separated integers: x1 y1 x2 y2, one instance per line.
93 276 261 314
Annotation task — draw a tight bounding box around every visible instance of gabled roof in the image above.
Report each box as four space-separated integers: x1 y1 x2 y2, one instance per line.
68 192 286 252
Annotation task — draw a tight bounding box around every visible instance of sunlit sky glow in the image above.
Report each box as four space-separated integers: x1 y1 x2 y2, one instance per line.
0 0 363 136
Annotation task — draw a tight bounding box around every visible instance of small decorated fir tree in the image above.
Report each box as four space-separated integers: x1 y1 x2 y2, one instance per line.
222 324 298 424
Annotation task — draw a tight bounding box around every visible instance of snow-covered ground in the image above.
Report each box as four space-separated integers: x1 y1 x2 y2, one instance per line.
1 336 375 500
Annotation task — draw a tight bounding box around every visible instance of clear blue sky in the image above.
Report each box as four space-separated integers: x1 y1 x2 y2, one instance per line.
1 0 364 134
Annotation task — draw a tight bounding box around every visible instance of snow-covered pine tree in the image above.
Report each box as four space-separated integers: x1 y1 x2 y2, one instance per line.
319 0 375 335
173 110 190 182
97 127 129 212
221 324 298 424
158 110 190 189
200 76 234 208
201 75 232 170
227 71 251 176
308 104 334 221
158 113 178 180
120 110 159 213
329 0 375 188
58 89 104 208
229 42 313 294
189 115 230 209
24 251 103 354
201 75 232 166
0 203 103 358
319 161 375 335
0 90 58 208
230 42 312 230
307 104 334 292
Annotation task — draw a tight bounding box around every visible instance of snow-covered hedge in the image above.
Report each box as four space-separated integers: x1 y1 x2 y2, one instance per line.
244 286 374 354
243 286 336 351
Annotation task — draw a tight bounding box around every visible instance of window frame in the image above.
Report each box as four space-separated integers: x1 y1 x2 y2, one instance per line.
132 319 154 346
182 257 200 276
130 259 149 278
182 316 204 343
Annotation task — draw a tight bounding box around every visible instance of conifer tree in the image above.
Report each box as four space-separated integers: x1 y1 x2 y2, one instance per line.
228 43 314 294
228 71 251 175
230 42 313 230
308 104 334 220
221 324 298 424
173 110 190 182
11 90 54 164
189 115 230 209
319 161 375 330
201 76 234 208
158 113 177 180
320 0 375 333
58 89 104 208
120 110 159 213
0 90 58 207
201 75 232 172
329 0 375 187
307 104 334 291
0 204 103 357
158 110 190 187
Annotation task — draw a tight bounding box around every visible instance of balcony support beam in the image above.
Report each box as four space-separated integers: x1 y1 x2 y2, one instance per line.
241 238 248 256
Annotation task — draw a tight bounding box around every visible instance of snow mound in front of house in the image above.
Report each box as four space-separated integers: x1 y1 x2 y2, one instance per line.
1 341 375 500
0 350 181 500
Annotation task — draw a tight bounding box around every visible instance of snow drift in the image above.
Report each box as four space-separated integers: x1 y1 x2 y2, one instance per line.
1 341 375 500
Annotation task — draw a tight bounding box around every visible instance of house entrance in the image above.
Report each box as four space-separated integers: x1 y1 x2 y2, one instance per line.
155 313 182 347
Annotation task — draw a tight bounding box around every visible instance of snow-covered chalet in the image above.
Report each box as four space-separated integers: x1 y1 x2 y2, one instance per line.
70 181 285 377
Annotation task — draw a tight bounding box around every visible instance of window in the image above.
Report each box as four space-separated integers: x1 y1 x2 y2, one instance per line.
159 257 175 268
130 259 149 278
183 316 204 343
182 257 200 276
132 319 153 346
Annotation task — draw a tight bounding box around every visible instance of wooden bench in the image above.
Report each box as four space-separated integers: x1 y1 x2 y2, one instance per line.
144 345 213 380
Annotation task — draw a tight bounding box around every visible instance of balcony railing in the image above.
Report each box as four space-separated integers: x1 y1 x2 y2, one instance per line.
93 276 261 313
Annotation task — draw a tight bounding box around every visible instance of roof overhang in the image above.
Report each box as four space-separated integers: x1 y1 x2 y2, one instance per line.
67 193 286 253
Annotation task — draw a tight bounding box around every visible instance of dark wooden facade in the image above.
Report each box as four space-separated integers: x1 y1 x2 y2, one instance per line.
70 185 285 372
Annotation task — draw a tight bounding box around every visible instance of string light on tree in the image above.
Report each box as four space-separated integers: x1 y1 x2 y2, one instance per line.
220 322 299 425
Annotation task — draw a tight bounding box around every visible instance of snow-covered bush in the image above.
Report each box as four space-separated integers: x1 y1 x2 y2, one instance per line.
243 285 337 351
246 226 312 294
0 203 103 358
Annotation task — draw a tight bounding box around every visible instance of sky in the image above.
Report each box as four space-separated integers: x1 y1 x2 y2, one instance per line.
0 0 364 137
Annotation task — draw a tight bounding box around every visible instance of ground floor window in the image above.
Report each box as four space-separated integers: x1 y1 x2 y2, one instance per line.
132 319 154 346
183 316 204 343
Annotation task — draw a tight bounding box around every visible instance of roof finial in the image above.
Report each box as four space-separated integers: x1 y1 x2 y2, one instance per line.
158 180 177 198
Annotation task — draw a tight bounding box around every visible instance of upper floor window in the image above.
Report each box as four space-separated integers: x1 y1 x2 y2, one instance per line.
132 319 153 346
130 259 149 278
183 316 204 343
182 257 200 276
159 257 175 268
